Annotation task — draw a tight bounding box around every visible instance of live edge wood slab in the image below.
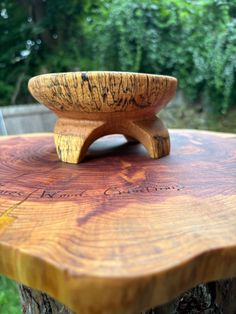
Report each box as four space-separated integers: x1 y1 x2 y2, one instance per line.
28 72 177 163
0 130 235 314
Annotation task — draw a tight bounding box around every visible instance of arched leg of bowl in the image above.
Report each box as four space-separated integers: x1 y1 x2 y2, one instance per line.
130 116 170 158
54 118 105 164
53 116 169 163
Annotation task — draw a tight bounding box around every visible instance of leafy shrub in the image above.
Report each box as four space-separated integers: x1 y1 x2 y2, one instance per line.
0 0 235 113
87 0 236 113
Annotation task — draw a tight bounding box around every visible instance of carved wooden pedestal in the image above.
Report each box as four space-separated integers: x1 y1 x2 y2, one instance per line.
28 71 177 163
0 130 236 314
54 116 170 163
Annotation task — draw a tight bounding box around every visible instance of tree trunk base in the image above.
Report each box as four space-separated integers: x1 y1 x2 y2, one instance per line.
18 284 74 314
18 278 236 314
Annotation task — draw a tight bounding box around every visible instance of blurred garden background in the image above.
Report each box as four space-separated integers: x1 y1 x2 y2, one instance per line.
0 0 236 312
0 0 236 130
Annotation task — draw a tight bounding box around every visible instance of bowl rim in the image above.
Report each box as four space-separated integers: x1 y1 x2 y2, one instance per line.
29 71 177 83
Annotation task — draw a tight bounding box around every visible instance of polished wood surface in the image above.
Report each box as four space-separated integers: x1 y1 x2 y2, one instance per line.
28 72 177 163
0 130 235 314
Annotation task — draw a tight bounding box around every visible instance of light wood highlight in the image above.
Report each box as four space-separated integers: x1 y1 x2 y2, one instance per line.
28 71 177 163
0 130 235 314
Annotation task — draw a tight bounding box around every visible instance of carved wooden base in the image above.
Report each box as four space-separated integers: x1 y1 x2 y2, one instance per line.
18 278 236 314
54 116 170 163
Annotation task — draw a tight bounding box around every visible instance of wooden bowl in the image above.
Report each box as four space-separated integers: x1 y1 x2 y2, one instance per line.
28 71 177 163
28 71 177 119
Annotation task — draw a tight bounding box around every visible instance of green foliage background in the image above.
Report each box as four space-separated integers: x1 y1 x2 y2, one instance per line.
0 276 20 314
0 0 236 113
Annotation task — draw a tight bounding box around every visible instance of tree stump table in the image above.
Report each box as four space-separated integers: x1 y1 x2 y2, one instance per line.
0 130 235 314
